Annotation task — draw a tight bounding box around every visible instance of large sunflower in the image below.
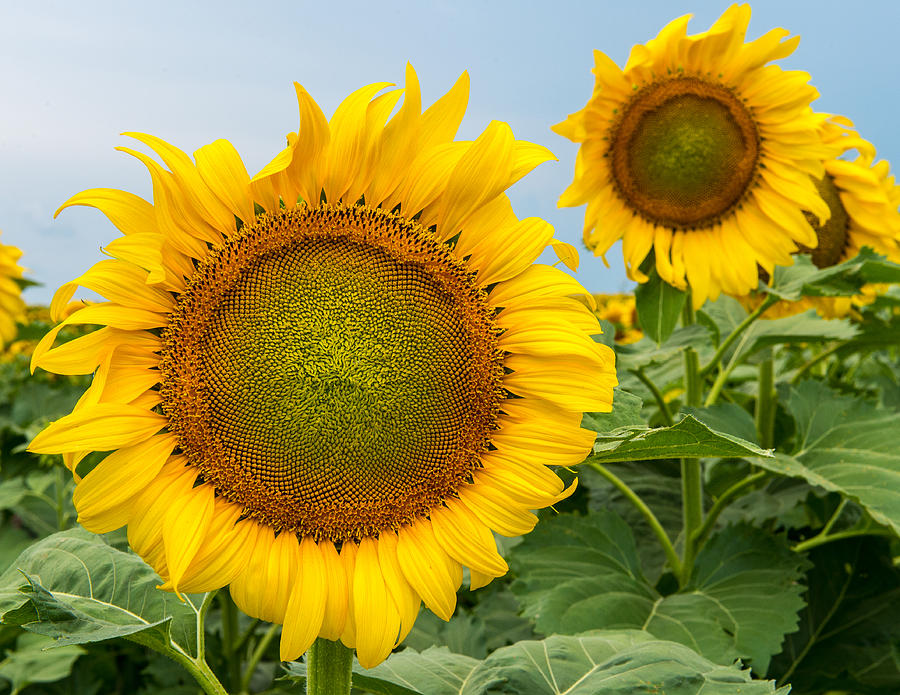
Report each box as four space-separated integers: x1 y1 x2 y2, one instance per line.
0 232 26 349
554 4 841 308
27 66 617 668
740 124 900 318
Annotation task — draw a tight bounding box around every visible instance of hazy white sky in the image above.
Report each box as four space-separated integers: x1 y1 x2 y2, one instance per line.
2 0 898 303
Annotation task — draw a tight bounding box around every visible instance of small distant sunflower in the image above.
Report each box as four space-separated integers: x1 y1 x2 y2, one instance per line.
592 293 642 344
554 4 841 308
740 124 900 318
0 232 26 349
28 67 617 668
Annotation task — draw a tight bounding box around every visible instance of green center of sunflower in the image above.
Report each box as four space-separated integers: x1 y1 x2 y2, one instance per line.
610 77 759 229
799 174 849 268
160 204 503 542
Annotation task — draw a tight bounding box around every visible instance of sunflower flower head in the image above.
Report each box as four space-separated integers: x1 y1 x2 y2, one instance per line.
27 66 617 669
0 232 26 349
555 3 843 308
740 123 900 319
592 293 642 344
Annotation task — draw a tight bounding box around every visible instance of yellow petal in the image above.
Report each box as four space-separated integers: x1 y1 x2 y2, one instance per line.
318 541 349 640
73 433 177 533
281 537 328 661
54 188 156 235
194 139 255 224
28 403 168 454
353 537 401 668
339 541 359 649
230 529 300 624
430 499 508 578
396 521 461 621
376 532 421 644
163 481 215 595
457 484 538 537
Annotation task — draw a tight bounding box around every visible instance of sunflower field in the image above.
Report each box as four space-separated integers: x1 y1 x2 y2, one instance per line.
2 5 900 695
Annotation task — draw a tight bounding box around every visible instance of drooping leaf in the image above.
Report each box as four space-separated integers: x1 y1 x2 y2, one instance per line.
765 249 900 301
588 414 771 463
0 632 85 695
510 512 807 675
754 381 900 536
635 267 687 344
0 529 203 658
770 536 900 693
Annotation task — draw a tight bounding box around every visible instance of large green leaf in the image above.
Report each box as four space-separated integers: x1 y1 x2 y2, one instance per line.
764 249 900 301
291 632 787 695
588 414 771 463
770 536 900 693
635 267 687 345
754 381 900 536
475 632 789 695
0 529 204 658
0 632 85 695
510 512 807 675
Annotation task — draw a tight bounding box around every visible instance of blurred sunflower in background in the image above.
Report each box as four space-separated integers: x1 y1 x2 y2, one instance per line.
27 66 617 668
591 293 642 344
740 123 900 319
0 232 26 350
554 3 842 308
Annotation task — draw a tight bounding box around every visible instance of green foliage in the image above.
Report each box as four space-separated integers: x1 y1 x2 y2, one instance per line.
764 249 900 301
0 529 204 657
587 413 771 462
751 381 900 535
509 511 807 675
0 632 85 695
285 631 788 695
634 266 687 344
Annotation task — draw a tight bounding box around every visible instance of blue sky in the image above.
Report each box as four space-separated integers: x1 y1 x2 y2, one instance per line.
1 0 898 304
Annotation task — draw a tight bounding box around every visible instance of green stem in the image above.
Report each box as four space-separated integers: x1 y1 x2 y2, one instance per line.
792 527 895 554
699 295 777 379
680 339 703 588
306 638 353 695
234 618 261 658
197 591 218 662
629 367 674 426
169 650 229 695
239 623 278 694
703 330 754 407
588 462 682 578
791 342 841 384
220 590 242 690
755 355 776 449
693 471 768 547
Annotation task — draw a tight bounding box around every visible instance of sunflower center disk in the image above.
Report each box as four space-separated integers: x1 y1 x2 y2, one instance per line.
161 205 503 542
612 77 759 228
799 174 849 268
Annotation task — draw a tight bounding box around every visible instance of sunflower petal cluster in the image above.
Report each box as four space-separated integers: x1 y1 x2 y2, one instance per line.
0 233 26 349
740 122 900 319
555 4 842 308
27 66 616 668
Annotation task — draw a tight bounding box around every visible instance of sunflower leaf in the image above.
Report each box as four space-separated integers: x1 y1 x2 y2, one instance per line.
635 266 687 344
0 528 203 659
587 413 770 462
331 633 787 695
509 512 808 675
750 381 900 536
765 249 900 300
769 536 900 693
0 632 85 695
